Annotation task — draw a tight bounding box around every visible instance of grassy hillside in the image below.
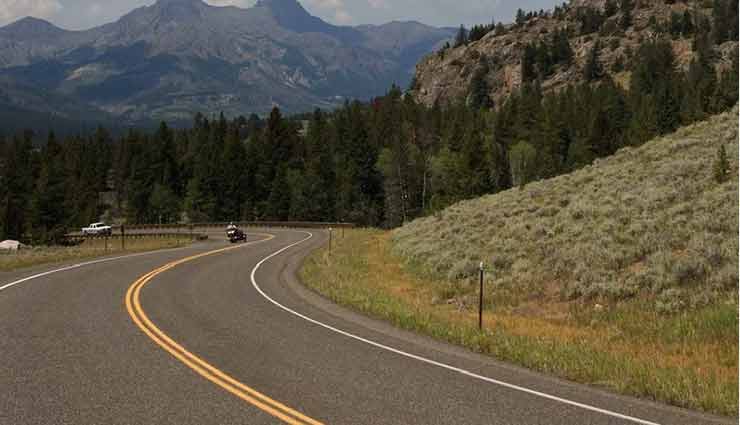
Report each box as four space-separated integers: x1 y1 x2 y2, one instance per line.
301 108 738 415
393 106 738 312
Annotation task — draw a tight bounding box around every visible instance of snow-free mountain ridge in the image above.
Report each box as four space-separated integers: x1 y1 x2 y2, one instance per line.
0 0 454 124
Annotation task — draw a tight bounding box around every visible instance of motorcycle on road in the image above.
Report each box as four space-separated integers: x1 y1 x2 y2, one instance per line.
227 228 247 243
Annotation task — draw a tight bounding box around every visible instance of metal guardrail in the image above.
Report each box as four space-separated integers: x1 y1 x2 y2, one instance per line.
122 221 355 231
62 232 208 247
65 221 352 242
64 232 207 241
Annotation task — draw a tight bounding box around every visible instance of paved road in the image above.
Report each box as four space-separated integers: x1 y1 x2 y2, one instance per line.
0 229 734 425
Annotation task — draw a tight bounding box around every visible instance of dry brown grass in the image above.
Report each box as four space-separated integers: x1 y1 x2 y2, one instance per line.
0 236 193 272
302 229 738 416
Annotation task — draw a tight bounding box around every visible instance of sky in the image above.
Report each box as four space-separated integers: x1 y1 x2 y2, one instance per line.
0 0 562 30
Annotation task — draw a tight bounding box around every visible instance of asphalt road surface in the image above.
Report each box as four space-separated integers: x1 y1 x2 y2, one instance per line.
1 229 734 425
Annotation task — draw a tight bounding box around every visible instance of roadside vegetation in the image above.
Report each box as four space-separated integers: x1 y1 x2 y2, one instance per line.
301 108 739 416
0 236 193 272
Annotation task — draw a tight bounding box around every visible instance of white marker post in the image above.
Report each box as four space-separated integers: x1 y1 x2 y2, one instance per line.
478 261 484 330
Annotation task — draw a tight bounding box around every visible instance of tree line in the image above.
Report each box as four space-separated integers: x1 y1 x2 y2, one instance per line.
1 7 737 245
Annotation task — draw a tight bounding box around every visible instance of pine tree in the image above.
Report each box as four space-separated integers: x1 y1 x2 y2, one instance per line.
713 144 730 183
577 6 605 35
183 118 219 222
184 175 214 223
495 22 506 35
148 183 179 224
719 50 739 108
469 25 485 42
630 40 680 135
552 28 574 65
2 133 34 240
681 10 694 37
521 43 538 82
679 64 705 124
583 40 603 81
730 0 739 41
303 109 335 221
153 121 180 195
669 12 683 38
469 62 492 109
509 141 537 188
711 0 730 44
454 25 469 47
220 128 248 220
619 0 632 30
460 117 490 196
30 132 68 243
516 9 527 26
604 0 618 17
378 146 406 227
627 94 659 145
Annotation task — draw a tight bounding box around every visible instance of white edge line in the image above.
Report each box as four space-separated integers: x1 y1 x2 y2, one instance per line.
0 245 195 292
250 231 662 425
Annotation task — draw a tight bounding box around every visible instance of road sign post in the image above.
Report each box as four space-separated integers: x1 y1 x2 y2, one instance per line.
329 228 333 254
478 262 484 331
121 225 125 251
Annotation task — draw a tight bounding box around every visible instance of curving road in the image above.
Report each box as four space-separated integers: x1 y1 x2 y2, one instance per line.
0 229 733 425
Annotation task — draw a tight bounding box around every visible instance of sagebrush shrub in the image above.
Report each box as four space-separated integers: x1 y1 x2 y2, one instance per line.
392 109 739 312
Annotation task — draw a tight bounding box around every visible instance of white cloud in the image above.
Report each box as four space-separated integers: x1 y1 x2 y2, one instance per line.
87 3 103 19
308 0 344 8
0 0 62 25
334 8 352 24
304 0 354 24
367 0 388 9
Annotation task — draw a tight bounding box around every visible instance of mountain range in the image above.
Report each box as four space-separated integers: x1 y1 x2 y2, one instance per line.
0 0 454 125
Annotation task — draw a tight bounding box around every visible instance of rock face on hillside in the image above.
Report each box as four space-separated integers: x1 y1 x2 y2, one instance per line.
0 0 454 123
411 0 737 107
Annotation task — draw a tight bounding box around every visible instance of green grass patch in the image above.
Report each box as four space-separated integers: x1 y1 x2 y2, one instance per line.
300 229 738 416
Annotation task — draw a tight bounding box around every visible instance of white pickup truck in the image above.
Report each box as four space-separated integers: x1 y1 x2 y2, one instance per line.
82 222 112 236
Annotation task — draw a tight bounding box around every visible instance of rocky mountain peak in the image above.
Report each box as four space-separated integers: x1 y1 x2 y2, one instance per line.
151 0 207 22
255 0 307 14
0 17 66 38
0 0 455 122
255 0 334 34
154 0 205 7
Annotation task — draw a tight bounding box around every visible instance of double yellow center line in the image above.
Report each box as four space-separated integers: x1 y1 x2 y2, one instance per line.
124 235 324 425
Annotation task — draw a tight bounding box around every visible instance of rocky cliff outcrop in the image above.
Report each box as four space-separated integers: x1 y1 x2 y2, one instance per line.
411 0 737 108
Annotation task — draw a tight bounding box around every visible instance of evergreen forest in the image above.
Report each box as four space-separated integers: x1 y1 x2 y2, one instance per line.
0 2 737 244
